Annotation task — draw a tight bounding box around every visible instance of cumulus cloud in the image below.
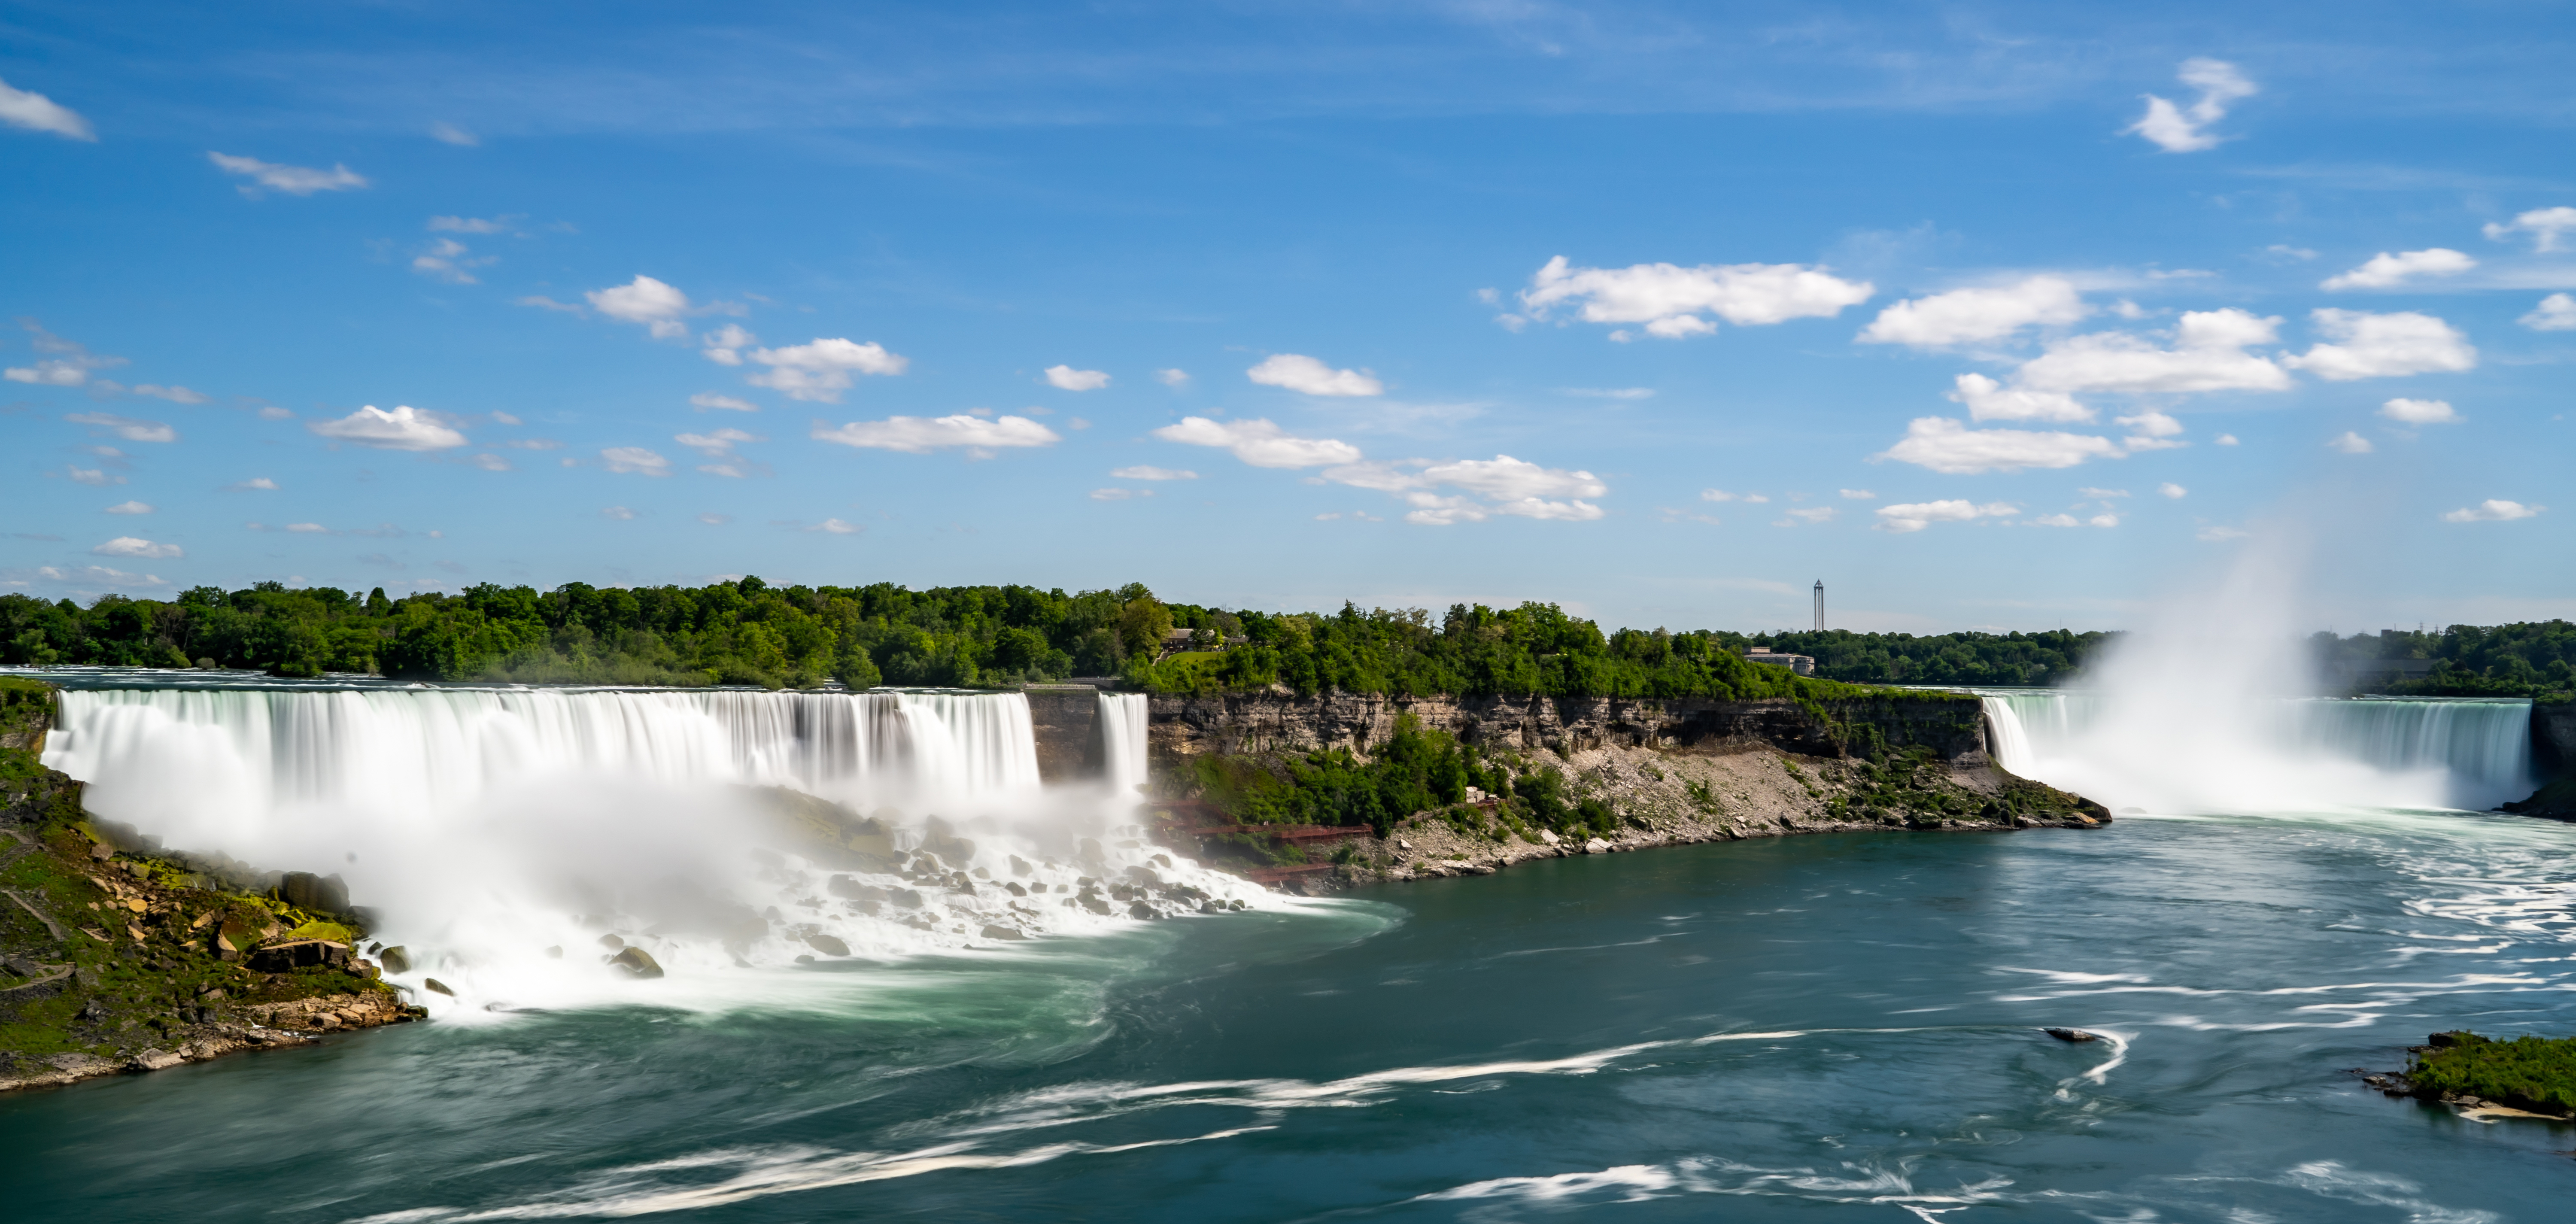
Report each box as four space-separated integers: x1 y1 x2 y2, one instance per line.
2441 499 2543 523
2027 512 2117 528
104 501 152 515
1947 372 2093 423
2519 293 2576 331
1397 492 1604 526
1874 500 2018 533
2319 248 2476 291
2327 431 2374 454
2283 309 2476 380
1876 417 2125 474
0 75 95 140
698 324 756 365
471 453 511 471
1044 365 1110 391
428 122 479 147
2016 309 2290 395
428 215 509 234
601 506 637 520
1090 488 1153 501
2380 397 2461 425
5 321 126 386
811 518 862 534
2483 207 2576 252
1151 416 1362 468
1776 507 1838 526
30 564 167 588
601 446 672 476
410 237 495 284
1517 255 1872 339
811 413 1058 455
2159 483 2188 498
207 152 368 197
1246 353 1383 397
692 392 758 412
746 338 908 402
228 477 278 491
1700 490 1768 503
308 405 468 450
64 412 176 443
586 275 696 340
1398 455 1606 502
1111 465 1197 480
2114 409 2187 450
1859 276 2088 347
131 384 207 404
676 428 764 476
1321 456 1607 524
2126 58 2256 152
93 536 182 559
1155 368 1190 387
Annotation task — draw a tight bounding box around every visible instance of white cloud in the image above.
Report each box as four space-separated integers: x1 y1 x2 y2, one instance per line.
258 406 293 420
746 338 908 402
1566 387 1654 399
5 320 125 386
586 275 695 340
2440 499 2543 523
131 384 207 404
64 412 176 443
1246 353 1383 397
309 405 468 450
0 75 95 140
1404 455 1606 502
2380 397 2461 425
692 392 757 412
1948 372 2094 423
2158 483 2188 498
2265 245 2318 261
32 564 167 588
1874 500 2018 532
2114 409 2187 450
1518 254 1872 339
601 446 672 476
284 523 329 533
676 428 762 457
2199 525 2250 541
411 237 492 284
2080 487 2130 498
1876 417 2124 474
1859 276 2088 347
700 324 756 365
2319 248 2476 291
1090 488 1153 501
1777 507 1837 525
429 215 509 234
810 518 862 534
1699 490 1768 503
489 411 522 425
428 122 479 147
92 536 182 559
1839 489 1876 500
2126 57 2256 152
104 500 152 515
601 506 636 520
697 513 730 525
2283 309 2476 381
207 152 368 197
2215 434 2239 446
1044 364 1111 391
812 413 1059 454
1111 465 1197 480
516 295 585 316
228 477 278 491
1155 368 1190 387
2482 207 2576 252
1151 416 1362 468
2016 309 2290 395
2519 293 2576 331
471 453 510 471
2027 513 2084 527
2327 431 2374 454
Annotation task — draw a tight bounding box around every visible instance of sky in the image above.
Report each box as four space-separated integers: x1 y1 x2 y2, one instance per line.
3 1 2571 634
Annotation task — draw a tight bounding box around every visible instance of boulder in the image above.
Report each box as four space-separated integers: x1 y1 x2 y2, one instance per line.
131 1048 185 1071
608 946 665 979
278 872 351 916
2044 1027 2100 1043
1583 838 1611 854
805 933 850 957
423 978 455 996
378 945 411 974
1539 829 1562 846
598 933 625 951
978 924 1026 941
247 939 350 972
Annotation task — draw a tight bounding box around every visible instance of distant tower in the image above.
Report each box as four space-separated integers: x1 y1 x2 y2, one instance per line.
1813 580 1824 632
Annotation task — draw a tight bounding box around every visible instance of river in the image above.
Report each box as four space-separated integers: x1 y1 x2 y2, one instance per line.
3 676 2570 1220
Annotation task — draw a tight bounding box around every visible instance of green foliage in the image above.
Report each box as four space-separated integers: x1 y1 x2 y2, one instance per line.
2315 622 2576 699
2410 1032 2576 1115
1744 628 2109 686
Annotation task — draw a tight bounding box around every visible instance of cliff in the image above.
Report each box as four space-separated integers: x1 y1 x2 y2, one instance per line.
2503 701 2576 820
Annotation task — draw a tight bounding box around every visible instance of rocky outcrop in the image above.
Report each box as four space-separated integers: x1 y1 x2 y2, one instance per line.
2502 702 2576 819
1023 686 1107 783
1145 690 1987 766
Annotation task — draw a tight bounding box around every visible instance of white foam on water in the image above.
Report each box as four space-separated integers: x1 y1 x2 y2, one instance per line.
38 685 1271 1017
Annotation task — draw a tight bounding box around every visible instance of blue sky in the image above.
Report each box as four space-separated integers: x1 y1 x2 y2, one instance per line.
3 1 2570 633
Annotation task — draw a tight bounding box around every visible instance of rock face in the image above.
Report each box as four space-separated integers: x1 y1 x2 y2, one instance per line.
608 946 665 979
1145 691 1989 766
278 872 351 916
1022 686 1107 783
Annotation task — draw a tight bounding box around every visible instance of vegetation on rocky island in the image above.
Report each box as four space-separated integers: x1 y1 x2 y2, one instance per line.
2406 1031 2576 1117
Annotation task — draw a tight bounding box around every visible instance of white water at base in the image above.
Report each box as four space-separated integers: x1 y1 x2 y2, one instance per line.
1099 692 1149 798
39 685 1267 1019
1982 691 2534 813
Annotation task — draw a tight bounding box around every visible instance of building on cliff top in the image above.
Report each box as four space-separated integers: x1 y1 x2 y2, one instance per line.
1746 647 1817 676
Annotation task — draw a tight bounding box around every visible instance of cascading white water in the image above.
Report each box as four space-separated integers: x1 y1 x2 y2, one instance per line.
38 683 1263 1018
1982 691 2534 813
1098 692 1149 798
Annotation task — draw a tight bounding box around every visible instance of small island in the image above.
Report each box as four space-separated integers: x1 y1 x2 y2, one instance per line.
2367 1031 2576 1121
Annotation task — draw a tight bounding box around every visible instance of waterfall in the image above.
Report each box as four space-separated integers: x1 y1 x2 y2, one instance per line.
1098 692 1149 797
35 681 1261 1015
1981 691 2534 813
